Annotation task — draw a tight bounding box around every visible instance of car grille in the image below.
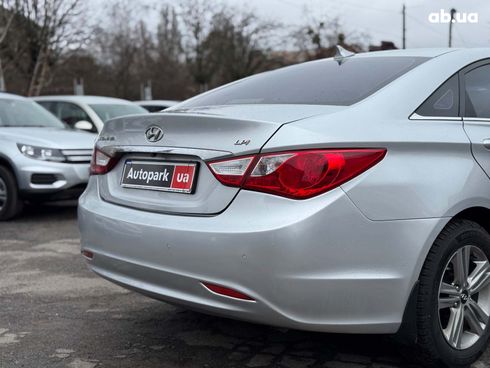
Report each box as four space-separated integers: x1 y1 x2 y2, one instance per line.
61 149 92 164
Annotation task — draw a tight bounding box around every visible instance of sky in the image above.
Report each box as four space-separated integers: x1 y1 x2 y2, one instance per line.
92 0 490 50
219 0 490 49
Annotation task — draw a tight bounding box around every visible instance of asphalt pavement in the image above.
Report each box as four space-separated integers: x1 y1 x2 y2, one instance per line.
1 204 489 368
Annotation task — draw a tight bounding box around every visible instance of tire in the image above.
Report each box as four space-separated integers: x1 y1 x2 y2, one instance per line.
0 165 23 221
416 219 490 367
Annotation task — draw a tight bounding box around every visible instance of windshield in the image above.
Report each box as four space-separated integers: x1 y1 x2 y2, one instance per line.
178 56 429 108
0 99 65 128
89 104 148 122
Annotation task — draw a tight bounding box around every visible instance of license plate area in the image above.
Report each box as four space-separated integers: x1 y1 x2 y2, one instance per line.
121 160 198 194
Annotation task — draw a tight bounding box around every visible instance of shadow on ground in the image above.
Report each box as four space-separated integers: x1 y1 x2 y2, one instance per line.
54 291 417 368
18 201 78 221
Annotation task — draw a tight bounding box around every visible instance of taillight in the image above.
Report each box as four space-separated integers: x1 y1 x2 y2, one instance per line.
207 155 255 186
89 148 118 175
207 149 386 199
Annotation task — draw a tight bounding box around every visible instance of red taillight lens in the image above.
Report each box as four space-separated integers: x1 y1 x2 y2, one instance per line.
202 282 255 301
89 148 118 175
207 149 386 199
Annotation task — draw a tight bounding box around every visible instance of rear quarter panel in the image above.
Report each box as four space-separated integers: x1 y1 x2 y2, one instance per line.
264 114 490 221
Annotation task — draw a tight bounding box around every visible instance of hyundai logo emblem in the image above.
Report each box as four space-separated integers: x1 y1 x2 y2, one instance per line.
145 126 164 143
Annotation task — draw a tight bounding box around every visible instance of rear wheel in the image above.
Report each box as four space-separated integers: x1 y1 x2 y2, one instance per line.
416 219 490 367
0 166 23 221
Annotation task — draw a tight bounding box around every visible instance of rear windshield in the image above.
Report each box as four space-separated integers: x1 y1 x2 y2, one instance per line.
89 104 148 122
0 99 65 128
178 56 428 108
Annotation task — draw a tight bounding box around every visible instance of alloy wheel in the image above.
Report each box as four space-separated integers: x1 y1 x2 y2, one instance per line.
439 245 490 349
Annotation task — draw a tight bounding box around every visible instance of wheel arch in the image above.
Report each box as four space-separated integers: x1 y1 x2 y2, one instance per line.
397 206 490 343
452 206 490 236
0 154 17 181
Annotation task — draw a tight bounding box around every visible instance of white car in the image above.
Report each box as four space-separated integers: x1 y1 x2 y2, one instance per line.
134 100 180 113
33 96 148 133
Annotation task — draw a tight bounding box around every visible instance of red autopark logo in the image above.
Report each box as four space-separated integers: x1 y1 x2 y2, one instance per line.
428 9 479 24
171 165 195 191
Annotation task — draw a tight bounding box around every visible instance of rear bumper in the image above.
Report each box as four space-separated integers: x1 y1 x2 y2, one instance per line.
79 177 447 334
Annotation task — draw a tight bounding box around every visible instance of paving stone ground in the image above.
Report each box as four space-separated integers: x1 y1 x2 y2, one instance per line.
1 204 489 368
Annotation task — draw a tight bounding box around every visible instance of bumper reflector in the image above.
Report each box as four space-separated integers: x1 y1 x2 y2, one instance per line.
202 282 255 301
81 250 94 260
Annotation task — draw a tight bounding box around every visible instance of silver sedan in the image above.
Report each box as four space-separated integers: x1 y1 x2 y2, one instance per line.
79 47 490 367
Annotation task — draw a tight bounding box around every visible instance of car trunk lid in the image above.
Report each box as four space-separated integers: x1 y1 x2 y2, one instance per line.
96 105 343 215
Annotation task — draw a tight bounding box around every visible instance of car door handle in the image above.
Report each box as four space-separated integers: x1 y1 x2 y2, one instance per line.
484 139 490 150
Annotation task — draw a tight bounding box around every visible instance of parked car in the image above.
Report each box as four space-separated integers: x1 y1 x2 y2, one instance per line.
79 48 490 367
134 100 180 113
0 92 97 220
33 95 148 133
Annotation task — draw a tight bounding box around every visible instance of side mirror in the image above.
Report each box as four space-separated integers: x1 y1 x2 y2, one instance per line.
74 120 93 131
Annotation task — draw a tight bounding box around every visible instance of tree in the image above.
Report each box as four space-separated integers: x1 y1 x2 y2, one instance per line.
178 0 222 92
2 0 372 99
86 1 191 100
156 5 183 65
93 0 140 99
9 0 89 96
177 0 281 91
153 5 192 99
0 0 20 91
205 10 279 84
293 12 368 60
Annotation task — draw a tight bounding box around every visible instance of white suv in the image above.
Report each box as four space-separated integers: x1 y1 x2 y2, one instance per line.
0 92 96 220
34 95 148 133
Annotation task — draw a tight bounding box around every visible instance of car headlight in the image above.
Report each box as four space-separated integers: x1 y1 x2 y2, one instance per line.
17 144 66 162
